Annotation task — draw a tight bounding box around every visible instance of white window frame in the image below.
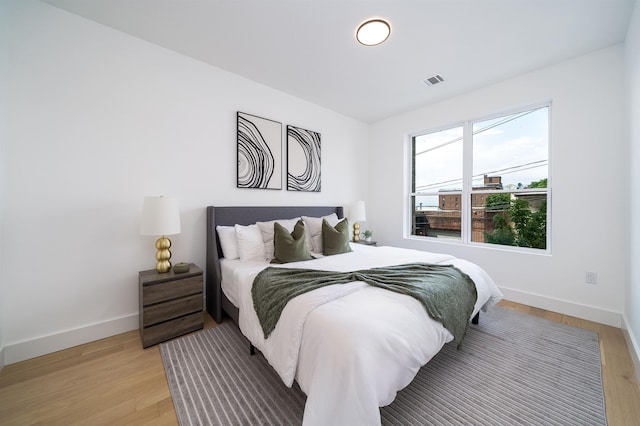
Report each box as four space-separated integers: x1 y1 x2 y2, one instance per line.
407 102 552 254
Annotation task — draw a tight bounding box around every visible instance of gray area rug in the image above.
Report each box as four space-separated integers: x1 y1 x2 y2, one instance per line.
160 307 606 425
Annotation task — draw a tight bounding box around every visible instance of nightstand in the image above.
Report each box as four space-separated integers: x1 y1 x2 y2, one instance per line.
139 263 203 348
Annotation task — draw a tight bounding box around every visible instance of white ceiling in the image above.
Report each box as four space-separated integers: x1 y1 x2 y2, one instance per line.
42 0 636 123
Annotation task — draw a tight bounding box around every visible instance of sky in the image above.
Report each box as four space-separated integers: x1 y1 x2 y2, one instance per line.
414 106 549 200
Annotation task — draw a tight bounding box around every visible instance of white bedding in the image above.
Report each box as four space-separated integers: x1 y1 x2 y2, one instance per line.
221 243 503 426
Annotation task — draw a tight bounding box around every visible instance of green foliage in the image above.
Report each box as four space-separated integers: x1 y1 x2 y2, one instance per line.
527 200 547 249
509 198 531 245
484 182 547 249
484 213 515 245
485 193 511 211
528 178 547 188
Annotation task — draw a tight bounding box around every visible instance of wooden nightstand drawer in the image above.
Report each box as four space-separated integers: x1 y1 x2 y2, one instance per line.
141 311 203 348
139 263 204 348
142 275 203 305
143 293 203 327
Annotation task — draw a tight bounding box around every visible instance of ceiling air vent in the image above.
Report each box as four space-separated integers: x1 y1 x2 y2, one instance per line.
421 74 445 87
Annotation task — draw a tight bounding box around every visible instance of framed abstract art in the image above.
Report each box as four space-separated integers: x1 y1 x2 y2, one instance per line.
237 112 282 189
286 125 321 192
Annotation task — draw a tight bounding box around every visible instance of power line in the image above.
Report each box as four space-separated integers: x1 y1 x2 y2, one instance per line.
414 109 538 156
415 159 547 192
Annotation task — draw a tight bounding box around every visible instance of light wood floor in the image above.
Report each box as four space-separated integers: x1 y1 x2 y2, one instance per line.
0 300 638 425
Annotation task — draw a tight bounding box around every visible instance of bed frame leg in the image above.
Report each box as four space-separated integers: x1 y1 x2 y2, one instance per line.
472 312 479 325
250 343 256 356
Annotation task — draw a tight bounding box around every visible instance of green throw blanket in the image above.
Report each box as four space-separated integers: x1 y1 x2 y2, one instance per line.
252 263 478 346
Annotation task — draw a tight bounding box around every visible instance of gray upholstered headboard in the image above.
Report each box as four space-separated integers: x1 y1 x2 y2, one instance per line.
205 206 344 323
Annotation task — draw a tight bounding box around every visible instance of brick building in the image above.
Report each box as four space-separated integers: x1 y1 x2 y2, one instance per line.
414 175 503 240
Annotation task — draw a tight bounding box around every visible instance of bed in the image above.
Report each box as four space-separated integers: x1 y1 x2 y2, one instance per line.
205 205 503 425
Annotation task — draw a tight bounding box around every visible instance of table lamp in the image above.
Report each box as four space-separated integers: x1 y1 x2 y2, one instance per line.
349 201 366 242
140 196 181 273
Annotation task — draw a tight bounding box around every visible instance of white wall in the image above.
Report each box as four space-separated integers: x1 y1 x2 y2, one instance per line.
0 0 369 364
369 46 628 327
626 0 640 378
0 0 9 369
2 0 636 368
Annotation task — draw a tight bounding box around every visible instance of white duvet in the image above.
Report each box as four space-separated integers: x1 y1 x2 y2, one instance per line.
222 244 503 426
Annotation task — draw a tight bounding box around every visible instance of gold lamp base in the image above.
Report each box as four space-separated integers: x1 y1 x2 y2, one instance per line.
353 222 360 242
155 236 172 273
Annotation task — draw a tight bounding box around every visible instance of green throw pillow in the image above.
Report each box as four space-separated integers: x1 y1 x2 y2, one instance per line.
272 220 314 264
322 218 353 255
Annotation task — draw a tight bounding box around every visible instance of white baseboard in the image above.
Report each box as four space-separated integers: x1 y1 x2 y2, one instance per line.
622 314 640 383
499 286 622 328
3 314 139 365
2 292 632 368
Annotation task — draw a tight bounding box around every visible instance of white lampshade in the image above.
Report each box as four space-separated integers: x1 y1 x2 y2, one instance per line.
349 201 367 222
140 196 181 236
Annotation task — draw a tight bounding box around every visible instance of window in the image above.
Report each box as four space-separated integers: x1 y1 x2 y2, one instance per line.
410 105 549 251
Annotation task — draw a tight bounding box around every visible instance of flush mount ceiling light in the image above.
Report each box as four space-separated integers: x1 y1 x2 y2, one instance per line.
356 19 391 46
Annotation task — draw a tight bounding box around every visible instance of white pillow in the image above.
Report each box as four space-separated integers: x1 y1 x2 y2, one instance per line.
256 217 300 260
302 213 339 253
235 224 266 261
216 225 239 260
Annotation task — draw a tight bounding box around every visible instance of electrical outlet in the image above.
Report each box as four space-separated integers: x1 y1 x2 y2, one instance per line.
585 272 598 285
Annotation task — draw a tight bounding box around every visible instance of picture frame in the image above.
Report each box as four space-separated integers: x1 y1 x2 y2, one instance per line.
237 112 282 189
286 125 321 192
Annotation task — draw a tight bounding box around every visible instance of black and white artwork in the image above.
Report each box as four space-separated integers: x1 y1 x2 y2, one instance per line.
237 112 282 189
287 125 321 192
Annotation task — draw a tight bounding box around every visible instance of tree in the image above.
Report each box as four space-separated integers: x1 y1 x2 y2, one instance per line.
510 198 535 247
485 193 510 211
484 213 515 245
484 182 547 249
527 200 547 249
528 178 547 188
